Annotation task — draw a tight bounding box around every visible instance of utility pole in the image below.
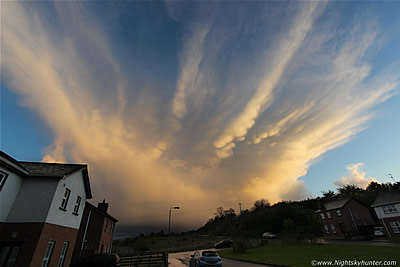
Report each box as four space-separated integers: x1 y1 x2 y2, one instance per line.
238 203 242 214
387 174 396 183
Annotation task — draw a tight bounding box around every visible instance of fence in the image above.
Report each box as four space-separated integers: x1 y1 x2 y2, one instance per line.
119 251 168 267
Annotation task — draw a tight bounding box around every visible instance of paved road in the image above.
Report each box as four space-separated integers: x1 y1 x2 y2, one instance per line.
168 250 270 267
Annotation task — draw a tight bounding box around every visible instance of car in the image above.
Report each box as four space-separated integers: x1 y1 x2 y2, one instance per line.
262 232 277 239
214 239 233 249
373 227 385 237
190 250 222 267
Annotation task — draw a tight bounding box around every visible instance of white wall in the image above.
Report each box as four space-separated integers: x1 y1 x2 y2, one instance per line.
6 177 58 222
374 203 400 219
46 171 87 229
0 167 24 222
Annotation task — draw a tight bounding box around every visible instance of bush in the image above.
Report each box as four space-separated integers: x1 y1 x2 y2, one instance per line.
233 239 247 254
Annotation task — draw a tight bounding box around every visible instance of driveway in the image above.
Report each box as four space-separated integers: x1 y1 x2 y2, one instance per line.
168 250 271 267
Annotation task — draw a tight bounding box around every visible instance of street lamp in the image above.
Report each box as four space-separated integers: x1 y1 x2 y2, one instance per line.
168 206 180 236
167 206 180 250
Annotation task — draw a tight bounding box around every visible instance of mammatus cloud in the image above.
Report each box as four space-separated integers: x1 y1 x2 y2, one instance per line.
334 163 378 188
2 1 399 231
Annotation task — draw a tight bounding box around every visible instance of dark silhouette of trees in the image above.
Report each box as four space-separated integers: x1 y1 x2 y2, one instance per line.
198 181 399 239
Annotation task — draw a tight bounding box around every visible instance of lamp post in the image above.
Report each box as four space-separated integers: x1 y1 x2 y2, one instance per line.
167 206 180 250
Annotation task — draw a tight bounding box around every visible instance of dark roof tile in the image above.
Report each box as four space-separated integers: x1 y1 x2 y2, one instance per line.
371 192 400 207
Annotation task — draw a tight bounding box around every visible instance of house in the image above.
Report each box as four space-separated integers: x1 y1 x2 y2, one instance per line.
371 191 400 238
315 197 375 238
73 200 118 257
0 151 92 267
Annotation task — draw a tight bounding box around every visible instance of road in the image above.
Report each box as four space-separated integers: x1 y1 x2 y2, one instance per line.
168 249 270 267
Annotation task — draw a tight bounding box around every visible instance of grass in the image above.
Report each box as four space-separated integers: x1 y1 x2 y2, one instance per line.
218 244 400 267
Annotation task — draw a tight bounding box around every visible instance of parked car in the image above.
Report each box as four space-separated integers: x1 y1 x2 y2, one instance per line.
262 232 277 239
190 250 222 267
214 239 233 249
71 253 120 267
373 227 385 237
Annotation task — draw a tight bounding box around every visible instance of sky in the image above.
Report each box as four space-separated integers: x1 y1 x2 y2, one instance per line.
1 1 400 237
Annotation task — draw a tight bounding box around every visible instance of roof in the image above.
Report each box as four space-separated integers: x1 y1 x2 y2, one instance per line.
315 197 351 213
0 150 92 199
86 202 118 222
19 162 86 178
371 192 400 207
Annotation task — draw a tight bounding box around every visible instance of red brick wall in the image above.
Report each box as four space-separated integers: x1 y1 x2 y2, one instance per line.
74 203 116 255
381 216 400 238
31 223 78 267
98 218 114 253
0 222 78 267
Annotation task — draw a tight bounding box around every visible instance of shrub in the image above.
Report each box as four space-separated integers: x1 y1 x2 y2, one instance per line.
233 239 247 254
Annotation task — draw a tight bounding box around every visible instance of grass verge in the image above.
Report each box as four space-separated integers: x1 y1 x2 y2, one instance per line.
218 244 400 267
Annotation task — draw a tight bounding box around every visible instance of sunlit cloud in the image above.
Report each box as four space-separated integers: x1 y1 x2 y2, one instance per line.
334 163 378 189
2 1 399 232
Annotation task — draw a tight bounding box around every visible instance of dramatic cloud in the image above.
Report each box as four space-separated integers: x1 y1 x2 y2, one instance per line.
334 163 378 188
2 1 399 233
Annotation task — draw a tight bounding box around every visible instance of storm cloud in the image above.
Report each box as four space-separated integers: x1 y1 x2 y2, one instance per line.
2 1 399 232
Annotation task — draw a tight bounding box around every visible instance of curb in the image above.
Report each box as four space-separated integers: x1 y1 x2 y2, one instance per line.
221 256 291 267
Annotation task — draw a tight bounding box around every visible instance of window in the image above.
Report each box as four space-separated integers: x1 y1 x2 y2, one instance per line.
390 221 400 233
0 245 20 267
109 222 113 233
0 171 9 191
383 205 399 214
60 188 71 210
330 224 336 233
326 212 331 219
41 241 55 267
57 242 69 267
324 225 329 234
104 219 108 232
320 213 325 220
336 209 342 216
73 196 81 215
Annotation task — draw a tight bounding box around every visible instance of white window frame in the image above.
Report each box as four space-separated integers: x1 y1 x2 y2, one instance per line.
383 205 399 214
0 171 9 191
57 241 69 267
41 241 55 267
390 221 400 233
326 212 331 218
320 213 325 220
336 209 342 216
324 225 329 234
73 196 81 215
60 188 71 210
330 224 336 233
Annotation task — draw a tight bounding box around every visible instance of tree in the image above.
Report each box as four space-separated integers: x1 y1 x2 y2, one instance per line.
321 190 336 201
252 199 270 211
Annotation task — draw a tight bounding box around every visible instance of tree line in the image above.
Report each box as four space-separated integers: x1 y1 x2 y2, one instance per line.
197 181 400 240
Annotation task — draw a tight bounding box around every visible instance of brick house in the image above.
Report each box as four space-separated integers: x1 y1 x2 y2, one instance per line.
0 151 92 267
315 198 375 238
73 200 118 257
371 192 400 238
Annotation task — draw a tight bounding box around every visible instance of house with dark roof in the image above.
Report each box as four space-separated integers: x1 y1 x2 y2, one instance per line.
73 200 118 258
371 191 400 238
315 198 375 238
0 151 92 267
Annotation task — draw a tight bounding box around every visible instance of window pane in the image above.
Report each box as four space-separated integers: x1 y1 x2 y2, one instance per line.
57 242 69 267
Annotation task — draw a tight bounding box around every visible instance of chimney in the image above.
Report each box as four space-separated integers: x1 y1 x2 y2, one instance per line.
98 199 109 213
